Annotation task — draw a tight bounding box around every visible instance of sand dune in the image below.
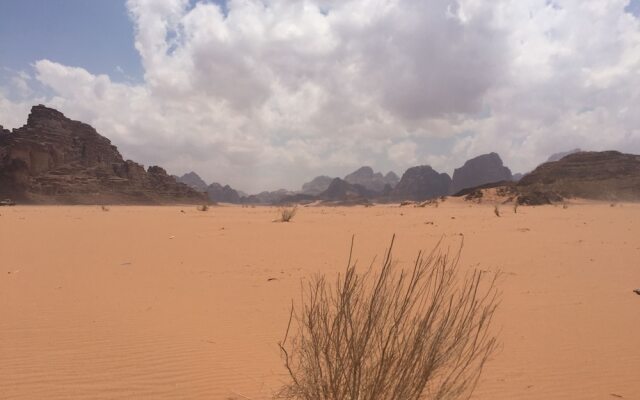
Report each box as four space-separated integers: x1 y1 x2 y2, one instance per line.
1 201 639 399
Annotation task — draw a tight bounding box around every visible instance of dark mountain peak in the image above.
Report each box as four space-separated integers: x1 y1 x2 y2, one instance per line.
450 153 512 194
392 165 451 201
344 166 399 192
345 166 374 179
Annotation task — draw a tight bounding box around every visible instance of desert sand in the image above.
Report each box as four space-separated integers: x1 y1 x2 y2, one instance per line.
1 200 639 399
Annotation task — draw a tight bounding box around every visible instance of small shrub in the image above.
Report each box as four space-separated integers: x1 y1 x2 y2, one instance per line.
494 205 500 217
278 206 298 222
197 204 209 212
513 202 518 214
277 236 499 400
563 203 569 209
101 205 110 212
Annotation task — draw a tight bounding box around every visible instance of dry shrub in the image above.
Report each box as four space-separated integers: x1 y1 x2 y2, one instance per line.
513 202 519 214
494 205 500 217
197 204 209 212
101 205 110 212
278 236 499 400
279 206 298 222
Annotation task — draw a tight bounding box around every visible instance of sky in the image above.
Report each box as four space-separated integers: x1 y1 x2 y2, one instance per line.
1 0 639 193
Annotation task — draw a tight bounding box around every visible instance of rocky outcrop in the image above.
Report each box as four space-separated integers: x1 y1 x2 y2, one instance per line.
344 166 399 192
450 153 512 194
301 175 334 195
0 105 206 204
547 148 582 163
392 166 451 201
517 151 640 200
177 171 208 192
207 183 241 203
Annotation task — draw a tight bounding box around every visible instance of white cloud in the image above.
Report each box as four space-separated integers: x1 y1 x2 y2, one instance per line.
1 0 639 191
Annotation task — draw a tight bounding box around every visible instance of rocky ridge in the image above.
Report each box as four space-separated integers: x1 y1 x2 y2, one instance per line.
0 105 205 204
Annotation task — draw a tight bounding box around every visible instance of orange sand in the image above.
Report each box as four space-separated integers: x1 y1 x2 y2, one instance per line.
1 201 639 399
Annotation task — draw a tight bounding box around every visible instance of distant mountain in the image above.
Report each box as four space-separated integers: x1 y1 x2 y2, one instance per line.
512 172 524 181
344 166 399 192
301 175 334 195
547 148 582 163
392 166 451 201
0 105 205 204
518 151 640 200
176 171 208 191
450 153 512 194
243 189 294 204
207 183 241 203
319 178 373 201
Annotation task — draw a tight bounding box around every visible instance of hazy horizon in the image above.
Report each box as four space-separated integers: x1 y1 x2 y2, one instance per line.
1 0 640 192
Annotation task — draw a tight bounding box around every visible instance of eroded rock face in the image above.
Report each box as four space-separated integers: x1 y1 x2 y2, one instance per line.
517 151 640 200
450 153 512 194
344 166 399 192
0 105 206 204
392 166 451 201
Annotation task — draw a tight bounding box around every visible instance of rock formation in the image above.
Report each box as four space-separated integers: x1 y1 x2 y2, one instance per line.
0 105 206 204
392 166 451 201
176 171 208 192
450 153 512 194
206 183 241 203
301 175 334 195
517 151 640 200
344 166 399 192
319 178 373 202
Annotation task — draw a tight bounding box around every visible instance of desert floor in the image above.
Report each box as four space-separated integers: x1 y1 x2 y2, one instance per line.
1 200 639 399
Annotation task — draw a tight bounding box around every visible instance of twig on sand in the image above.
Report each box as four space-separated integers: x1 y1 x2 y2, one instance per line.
230 391 253 399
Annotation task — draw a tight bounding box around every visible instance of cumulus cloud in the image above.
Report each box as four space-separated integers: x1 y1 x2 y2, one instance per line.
1 0 639 191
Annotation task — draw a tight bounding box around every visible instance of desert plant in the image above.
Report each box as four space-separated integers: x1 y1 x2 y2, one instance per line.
277 236 499 400
197 204 209 212
279 206 298 222
101 205 110 212
513 202 518 214
494 205 500 217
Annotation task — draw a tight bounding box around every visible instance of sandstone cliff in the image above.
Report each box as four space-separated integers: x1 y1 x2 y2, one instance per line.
0 105 206 204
